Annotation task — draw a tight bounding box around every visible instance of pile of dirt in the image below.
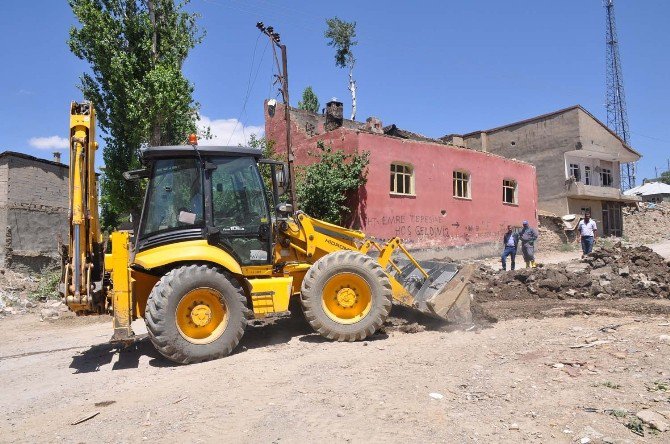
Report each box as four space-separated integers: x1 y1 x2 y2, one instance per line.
623 201 670 244
472 244 670 304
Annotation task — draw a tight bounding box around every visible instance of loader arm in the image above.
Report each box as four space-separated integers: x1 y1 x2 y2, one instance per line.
276 211 474 323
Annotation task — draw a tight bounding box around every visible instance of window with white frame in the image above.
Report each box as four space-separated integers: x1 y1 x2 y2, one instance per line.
502 179 518 204
569 163 581 182
600 168 613 187
390 163 414 195
584 166 592 185
453 170 470 199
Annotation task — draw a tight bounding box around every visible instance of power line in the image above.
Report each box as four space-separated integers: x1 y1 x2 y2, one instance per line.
225 34 270 145
629 131 670 144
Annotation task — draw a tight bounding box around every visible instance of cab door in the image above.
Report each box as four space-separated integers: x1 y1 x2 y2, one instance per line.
209 156 272 265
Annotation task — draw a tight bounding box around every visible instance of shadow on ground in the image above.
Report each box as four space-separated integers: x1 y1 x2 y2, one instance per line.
69 308 315 370
69 334 174 373
69 303 473 371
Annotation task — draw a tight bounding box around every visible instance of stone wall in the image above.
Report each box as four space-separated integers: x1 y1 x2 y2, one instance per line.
0 153 68 272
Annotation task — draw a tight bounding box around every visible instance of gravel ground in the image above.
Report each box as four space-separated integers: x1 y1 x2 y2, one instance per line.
1 241 669 443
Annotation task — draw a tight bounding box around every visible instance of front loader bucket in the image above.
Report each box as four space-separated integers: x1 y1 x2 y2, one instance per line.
388 260 476 324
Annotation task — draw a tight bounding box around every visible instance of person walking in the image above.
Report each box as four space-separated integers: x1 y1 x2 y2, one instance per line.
578 212 598 256
519 220 539 268
501 225 519 271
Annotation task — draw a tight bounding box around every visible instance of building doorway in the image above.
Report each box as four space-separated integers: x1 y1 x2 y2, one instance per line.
602 201 623 237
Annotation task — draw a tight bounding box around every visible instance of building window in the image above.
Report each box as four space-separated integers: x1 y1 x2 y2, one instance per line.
569 163 581 182
453 170 470 199
502 179 518 204
600 168 613 187
390 163 414 195
584 166 591 185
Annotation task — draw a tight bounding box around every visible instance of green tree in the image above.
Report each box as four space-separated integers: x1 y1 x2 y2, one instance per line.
660 171 670 185
68 0 204 231
296 142 369 225
325 17 358 120
298 86 320 113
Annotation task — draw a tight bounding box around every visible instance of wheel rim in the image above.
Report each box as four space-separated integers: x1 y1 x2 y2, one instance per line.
175 288 228 344
321 272 372 324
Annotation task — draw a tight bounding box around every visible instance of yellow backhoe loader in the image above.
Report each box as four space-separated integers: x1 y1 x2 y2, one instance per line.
61 101 475 364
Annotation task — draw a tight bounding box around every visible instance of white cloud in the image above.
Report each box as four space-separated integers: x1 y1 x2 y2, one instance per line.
28 136 69 150
197 115 264 147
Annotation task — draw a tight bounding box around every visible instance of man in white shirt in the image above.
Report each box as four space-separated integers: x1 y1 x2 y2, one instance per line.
577 212 598 256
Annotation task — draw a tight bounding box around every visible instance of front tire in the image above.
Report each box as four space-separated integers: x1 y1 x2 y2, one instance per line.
300 250 392 341
145 264 247 364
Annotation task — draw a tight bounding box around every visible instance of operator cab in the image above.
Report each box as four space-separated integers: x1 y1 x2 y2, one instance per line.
135 145 286 266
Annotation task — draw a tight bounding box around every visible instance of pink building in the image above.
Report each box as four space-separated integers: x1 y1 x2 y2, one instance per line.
265 101 538 256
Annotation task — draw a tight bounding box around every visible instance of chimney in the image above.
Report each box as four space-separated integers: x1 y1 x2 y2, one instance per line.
365 117 383 134
53 152 61 164
324 100 343 132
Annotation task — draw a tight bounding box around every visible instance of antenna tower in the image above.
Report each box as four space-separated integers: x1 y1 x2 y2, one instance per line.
604 0 635 190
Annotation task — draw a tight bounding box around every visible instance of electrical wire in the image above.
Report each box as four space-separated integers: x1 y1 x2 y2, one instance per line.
630 131 670 144
225 32 260 145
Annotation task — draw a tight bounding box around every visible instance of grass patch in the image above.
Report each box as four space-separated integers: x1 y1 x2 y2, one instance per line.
609 409 627 418
598 238 617 250
647 381 669 392
598 381 622 389
29 269 61 301
625 417 644 436
559 243 576 252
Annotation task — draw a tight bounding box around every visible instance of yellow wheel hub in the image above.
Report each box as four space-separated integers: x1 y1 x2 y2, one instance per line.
322 272 372 325
190 304 212 327
336 288 357 308
176 288 228 345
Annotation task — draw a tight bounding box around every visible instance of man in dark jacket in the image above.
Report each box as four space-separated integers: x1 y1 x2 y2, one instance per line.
501 225 519 271
519 220 539 268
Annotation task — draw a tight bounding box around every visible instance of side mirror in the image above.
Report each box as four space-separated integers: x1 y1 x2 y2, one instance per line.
277 203 293 215
122 168 149 181
275 164 288 196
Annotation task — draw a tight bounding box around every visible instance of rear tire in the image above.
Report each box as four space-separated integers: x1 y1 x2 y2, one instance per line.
300 250 392 341
145 264 247 364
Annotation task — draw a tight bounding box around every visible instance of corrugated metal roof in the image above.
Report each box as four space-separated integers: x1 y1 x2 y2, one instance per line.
624 181 670 196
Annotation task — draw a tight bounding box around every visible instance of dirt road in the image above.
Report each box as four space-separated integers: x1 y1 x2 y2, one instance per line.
1 241 669 443
1 305 670 443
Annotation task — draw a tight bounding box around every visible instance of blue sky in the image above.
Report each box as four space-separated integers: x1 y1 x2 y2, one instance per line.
0 0 668 181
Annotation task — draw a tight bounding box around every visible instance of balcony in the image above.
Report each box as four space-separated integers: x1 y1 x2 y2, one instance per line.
566 181 640 203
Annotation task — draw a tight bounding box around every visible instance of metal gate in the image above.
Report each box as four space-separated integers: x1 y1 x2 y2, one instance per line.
602 201 623 237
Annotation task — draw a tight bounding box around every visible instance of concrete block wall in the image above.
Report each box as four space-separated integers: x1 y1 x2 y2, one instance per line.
0 154 68 272
463 108 582 211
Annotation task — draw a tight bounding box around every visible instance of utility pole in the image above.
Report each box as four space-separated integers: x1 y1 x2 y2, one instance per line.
256 22 297 210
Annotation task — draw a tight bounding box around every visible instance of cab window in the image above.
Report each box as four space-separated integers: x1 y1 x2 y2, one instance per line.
140 158 204 238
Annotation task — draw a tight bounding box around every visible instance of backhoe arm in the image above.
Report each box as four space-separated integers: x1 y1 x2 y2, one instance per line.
63 102 105 313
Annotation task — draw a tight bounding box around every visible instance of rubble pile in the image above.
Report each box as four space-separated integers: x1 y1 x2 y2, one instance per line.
0 268 66 319
473 243 670 303
623 201 670 244
0 269 38 316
